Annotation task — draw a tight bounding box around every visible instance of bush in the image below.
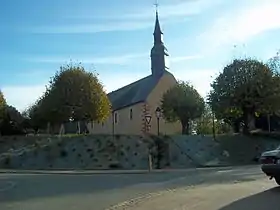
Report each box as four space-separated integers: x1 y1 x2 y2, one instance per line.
0 119 26 136
60 150 68 157
249 131 280 140
109 162 122 169
0 106 26 136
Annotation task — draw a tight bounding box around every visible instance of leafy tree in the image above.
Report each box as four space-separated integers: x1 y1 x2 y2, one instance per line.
208 58 280 134
161 81 205 134
34 63 111 125
5 106 24 124
0 90 6 119
0 105 26 135
267 51 280 72
0 90 5 106
195 105 231 135
23 99 45 129
195 105 213 135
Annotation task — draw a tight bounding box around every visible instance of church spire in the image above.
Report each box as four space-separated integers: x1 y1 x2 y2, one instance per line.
153 10 163 44
153 2 163 44
150 3 169 77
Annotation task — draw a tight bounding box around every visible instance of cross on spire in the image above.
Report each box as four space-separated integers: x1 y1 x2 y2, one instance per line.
153 0 163 41
154 0 159 13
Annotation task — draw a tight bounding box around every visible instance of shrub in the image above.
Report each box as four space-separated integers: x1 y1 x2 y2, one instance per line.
109 162 122 169
249 131 280 140
33 150 38 156
4 156 11 166
60 150 68 157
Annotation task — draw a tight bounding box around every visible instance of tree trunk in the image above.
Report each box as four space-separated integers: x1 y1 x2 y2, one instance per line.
233 120 240 133
243 111 255 134
267 114 271 133
47 122 50 134
77 121 81 134
181 120 190 134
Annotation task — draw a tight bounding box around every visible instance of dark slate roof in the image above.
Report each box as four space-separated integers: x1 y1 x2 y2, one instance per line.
107 71 174 111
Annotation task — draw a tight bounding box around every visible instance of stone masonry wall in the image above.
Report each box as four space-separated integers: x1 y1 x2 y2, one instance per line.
0 134 279 170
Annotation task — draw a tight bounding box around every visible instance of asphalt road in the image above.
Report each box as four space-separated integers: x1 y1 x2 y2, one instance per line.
0 165 277 210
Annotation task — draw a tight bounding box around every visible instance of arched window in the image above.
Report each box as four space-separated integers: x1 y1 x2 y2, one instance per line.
130 109 133 120
114 112 118 124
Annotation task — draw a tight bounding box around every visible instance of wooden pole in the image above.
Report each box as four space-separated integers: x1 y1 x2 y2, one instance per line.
148 151 152 172
267 114 271 133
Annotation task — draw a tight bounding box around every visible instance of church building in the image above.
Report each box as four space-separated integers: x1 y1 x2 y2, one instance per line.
88 11 181 135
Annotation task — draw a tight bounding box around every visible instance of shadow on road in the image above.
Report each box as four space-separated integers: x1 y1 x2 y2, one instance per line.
0 171 198 204
0 167 265 208
219 186 280 210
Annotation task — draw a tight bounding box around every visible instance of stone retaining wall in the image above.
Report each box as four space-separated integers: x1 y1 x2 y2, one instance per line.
0 134 279 170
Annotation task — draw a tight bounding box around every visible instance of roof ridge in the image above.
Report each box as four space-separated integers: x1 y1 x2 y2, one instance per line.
107 71 174 111
107 74 152 96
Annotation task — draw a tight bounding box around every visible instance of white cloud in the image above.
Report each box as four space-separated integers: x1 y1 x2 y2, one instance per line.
96 67 217 98
200 0 280 52
29 21 155 34
82 0 223 21
23 53 147 65
104 68 222 100
2 85 46 112
27 0 223 34
170 55 202 63
173 68 220 98
24 53 202 65
1 72 148 111
102 72 148 93
3 66 212 111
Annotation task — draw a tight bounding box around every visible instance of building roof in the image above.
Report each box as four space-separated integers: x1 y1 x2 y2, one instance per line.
107 71 174 111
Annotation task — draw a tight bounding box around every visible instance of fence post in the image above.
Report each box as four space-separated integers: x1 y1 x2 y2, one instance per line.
148 151 152 172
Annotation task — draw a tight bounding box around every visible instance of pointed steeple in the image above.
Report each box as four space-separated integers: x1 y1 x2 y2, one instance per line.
153 11 163 44
150 7 169 77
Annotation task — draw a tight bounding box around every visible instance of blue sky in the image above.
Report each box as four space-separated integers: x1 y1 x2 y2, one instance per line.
1 0 280 111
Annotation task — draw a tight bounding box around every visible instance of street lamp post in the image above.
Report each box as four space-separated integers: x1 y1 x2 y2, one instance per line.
155 107 161 136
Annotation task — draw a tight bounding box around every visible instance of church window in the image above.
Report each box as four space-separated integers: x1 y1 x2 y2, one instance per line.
130 109 133 120
114 112 118 124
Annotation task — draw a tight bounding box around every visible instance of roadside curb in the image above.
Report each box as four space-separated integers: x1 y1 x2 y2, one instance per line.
0 166 236 175
0 169 153 175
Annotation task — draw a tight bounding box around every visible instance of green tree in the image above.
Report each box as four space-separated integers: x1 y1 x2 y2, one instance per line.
0 90 5 106
0 105 26 135
195 105 213 135
0 90 6 123
262 51 280 132
195 105 232 135
161 81 205 134
5 106 24 124
267 51 280 72
208 58 280 134
24 98 46 128
34 63 111 125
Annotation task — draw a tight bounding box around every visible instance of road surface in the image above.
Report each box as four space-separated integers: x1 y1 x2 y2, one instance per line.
0 166 277 210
